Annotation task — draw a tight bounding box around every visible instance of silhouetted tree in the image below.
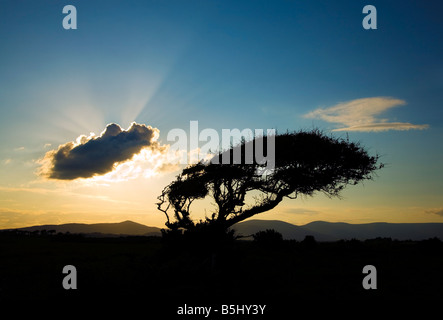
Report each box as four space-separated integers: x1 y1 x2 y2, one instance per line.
253 229 283 244
157 129 382 239
301 235 317 249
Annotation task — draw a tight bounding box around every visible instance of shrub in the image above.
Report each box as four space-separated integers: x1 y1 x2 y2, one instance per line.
253 229 283 244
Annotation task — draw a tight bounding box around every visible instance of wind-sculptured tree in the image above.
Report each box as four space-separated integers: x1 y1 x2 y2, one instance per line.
157 129 382 242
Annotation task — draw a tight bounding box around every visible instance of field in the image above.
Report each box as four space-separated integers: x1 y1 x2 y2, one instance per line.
1 232 442 315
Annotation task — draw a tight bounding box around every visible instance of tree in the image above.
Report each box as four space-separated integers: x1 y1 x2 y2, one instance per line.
157 129 382 239
253 229 284 244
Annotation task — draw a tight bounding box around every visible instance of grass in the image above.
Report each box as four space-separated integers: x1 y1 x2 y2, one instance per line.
1 232 443 315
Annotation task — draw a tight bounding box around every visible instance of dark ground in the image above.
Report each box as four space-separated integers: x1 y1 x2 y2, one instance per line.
1 232 442 316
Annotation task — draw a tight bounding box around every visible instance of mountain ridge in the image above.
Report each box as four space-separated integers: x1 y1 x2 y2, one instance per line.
4 219 443 241
10 220 162 237
235 219 443 241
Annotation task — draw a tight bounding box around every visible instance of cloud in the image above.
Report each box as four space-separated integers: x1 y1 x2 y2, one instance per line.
283 208 320 215
304 97 429 132
39 122 171 180
0 208 61 229
425 208 443 217
333 122 430 132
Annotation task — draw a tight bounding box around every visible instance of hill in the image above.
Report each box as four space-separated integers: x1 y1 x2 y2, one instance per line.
232 219 335 241
14 220 162 237
233 219 443 241
6 219 443 241
303 221 443 241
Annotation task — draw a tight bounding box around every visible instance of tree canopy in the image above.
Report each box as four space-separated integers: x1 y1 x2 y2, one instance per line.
157 130 383 235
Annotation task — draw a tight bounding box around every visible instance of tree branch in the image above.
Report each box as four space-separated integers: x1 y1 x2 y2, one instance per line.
225 193 285 228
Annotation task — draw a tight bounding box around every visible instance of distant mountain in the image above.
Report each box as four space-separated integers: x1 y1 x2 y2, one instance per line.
14 220 162 237
232 220 336 241
6 219 443 241
303 221 443 241
233 220 443 241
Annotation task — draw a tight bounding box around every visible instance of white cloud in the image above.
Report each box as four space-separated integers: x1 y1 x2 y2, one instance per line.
304 97 429 132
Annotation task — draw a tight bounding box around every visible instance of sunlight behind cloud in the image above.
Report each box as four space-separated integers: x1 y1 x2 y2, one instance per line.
38 122 182 182
89 147 180 183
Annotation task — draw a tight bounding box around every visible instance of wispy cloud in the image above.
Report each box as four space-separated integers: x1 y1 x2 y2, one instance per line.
304 97 429 132
0 186 133 204
425 208 443 217
283 208 320 215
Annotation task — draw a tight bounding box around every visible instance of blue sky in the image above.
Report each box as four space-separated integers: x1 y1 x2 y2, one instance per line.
0 0 442 228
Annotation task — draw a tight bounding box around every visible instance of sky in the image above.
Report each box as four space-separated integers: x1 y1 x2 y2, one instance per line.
0 0 442 229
